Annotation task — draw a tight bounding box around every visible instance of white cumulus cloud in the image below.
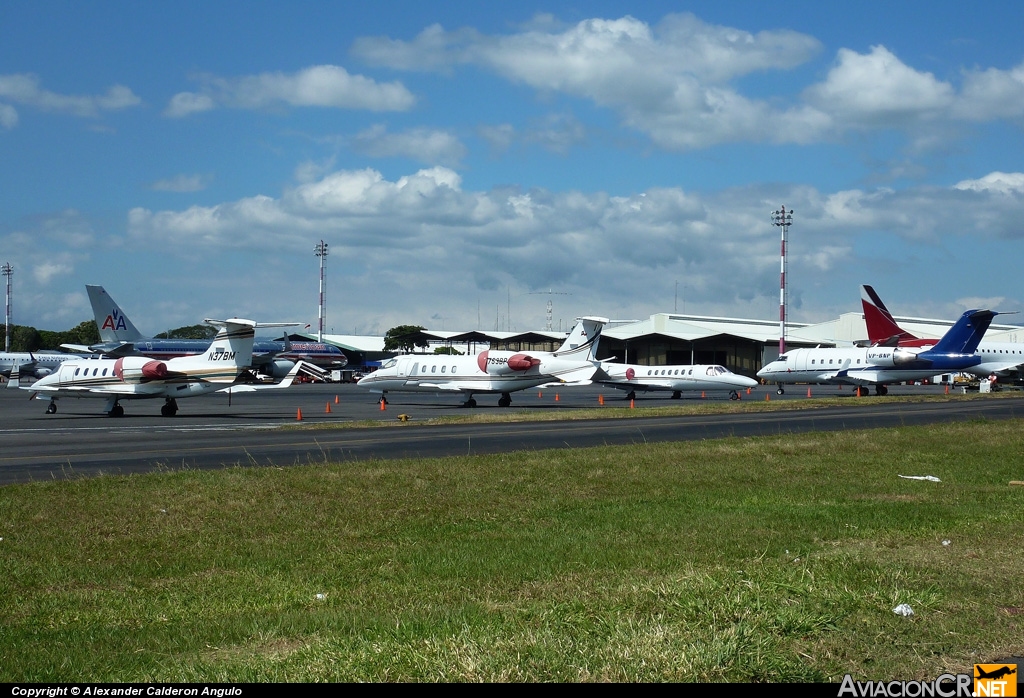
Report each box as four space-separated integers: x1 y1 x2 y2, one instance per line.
0 73 140 119
164 64 415 117
352 125 467 166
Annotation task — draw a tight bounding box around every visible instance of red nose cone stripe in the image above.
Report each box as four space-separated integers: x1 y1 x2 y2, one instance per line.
142 361 168 379
477 351 489 373
626 367 635 380
507 354 540 371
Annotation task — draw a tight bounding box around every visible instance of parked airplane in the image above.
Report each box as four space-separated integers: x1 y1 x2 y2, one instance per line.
595 362 758 400
1 352 70 382
64 285 347 375
26 318 311 416
757 308 997 396
357 317 607 407
861 284 1024 380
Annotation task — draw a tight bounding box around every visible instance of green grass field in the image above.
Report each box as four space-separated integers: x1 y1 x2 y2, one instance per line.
1 418 1022 681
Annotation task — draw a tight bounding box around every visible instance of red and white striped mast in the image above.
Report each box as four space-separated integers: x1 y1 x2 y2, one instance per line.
771 206 793 355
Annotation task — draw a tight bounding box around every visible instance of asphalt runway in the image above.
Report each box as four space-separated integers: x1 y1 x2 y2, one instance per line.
1 380 1021 485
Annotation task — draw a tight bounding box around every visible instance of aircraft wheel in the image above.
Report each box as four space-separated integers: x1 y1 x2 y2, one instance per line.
467 398 478 408
877 385 888 396
498 396 511 407
671 391 681 399
46 402 57 415
109 405 125 418
161 403 177 417
729 390 739 400
627 390 636 401
777 387 785 395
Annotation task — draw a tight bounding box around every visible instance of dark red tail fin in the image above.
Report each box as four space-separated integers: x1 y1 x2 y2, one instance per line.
861 285 924 347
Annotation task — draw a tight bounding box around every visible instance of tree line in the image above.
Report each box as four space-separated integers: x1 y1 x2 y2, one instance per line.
2 321 218 353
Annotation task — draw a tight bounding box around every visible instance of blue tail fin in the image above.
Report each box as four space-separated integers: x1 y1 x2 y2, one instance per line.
927 309 996 355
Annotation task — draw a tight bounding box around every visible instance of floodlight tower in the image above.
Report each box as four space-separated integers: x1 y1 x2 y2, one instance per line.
771 206 794 355
314 240 328 343
2 262 11 353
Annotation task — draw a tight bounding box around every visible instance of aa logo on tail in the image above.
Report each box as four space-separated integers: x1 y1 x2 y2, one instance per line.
102 311 128 332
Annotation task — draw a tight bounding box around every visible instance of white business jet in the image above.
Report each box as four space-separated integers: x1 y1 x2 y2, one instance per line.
25 318 315 417
357 317 607 407
596 363 759 400
757 308 996 396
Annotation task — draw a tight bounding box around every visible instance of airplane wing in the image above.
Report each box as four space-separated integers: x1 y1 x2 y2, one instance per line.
60 341 138 357
217 360 325 392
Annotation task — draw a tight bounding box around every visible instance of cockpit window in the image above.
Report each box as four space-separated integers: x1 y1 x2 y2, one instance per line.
382 359 397 369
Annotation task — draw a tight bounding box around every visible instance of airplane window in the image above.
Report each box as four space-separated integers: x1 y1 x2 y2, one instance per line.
93 368 98 376
75 368 80 376
647 370 652 376
688 369 692 375
451 366 456 373
706 367 714 375
441 366 446 373
431 366 436 373
382 359 397 369
102 369 108 376
829 359 833 365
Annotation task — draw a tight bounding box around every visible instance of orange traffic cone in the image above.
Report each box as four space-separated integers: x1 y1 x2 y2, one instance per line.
747 387 751 395
555 393 560 401
807 387 812 398
765 393 770 401
629 399 635 409
326 402 332 413
701 391 705 399
538 391 542 398
379 398 386 411
335 395 339 404
296 408 303 421
598 394 604 405
944 384 949 395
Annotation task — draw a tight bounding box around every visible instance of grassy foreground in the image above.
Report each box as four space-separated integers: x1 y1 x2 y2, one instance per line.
1 419 1023 682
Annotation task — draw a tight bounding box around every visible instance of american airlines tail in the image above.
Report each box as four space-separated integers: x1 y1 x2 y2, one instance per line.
553 317 608 360
87 285 144 343
861 285 921 346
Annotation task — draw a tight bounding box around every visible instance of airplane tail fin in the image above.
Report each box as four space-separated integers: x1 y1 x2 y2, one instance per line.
928 309 997 355
554 316 608 360
861 285 920 346
87 285 144 343
169 319 256 379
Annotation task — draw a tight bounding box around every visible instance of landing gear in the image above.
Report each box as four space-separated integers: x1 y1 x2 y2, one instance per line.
627 390 636 401
671 391 681 399
379 395 389 406
497 393 512 408
855 386 871 397
462 397 478 408
875 385 888 396
160 398 178 417
45 400 57 415
729 390 740 400
777 387 785 395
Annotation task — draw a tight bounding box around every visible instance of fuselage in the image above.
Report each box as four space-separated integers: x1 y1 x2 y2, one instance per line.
757 346 981 385
599 363 758 393
119 339 347 367
29 355 243 400
0 352 69 378
357 351 597 395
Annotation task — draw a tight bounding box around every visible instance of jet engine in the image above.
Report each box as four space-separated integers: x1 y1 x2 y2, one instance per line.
476 350 541 374
114 356 168 383
257 359 295 378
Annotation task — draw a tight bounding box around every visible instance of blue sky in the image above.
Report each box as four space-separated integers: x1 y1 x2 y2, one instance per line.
3 1 1024 336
